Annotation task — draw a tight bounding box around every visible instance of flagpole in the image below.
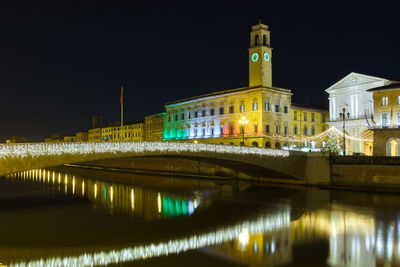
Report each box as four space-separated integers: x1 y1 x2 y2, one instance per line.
121 86 123 141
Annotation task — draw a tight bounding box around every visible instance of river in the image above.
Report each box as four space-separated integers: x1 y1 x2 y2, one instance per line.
0 166 399 266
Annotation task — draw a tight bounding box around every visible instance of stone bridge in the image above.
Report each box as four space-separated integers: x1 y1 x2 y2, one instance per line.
0 142 330 184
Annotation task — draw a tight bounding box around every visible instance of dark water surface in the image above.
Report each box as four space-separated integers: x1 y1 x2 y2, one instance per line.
0 167 399 266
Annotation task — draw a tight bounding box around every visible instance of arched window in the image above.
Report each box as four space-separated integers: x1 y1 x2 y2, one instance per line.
252 141 259 147
254 35 259 46
275 142 281 149
265 141 271 148
253 101 258 111
387 137 400 156
263 35 267 45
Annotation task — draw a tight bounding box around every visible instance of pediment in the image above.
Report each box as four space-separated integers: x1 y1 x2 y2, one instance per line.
325 72 391 92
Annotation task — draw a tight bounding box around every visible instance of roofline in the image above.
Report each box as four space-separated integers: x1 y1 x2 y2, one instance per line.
367 83 400 92
325 72 397 93
165 86 292 107
291 103 329 112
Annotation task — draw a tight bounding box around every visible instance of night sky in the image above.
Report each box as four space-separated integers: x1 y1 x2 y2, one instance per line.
1 2 399 142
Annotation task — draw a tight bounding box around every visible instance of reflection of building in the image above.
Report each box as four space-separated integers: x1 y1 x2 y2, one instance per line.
10 169 204 222
325 72 398 155
164 21 292 148
144 112 165 141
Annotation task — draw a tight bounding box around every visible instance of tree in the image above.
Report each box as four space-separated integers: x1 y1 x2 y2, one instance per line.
327 132 340 155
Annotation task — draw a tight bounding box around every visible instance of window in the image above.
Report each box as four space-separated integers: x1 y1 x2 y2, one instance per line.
294 111 297 121
274 104 279 112
303 126 308 136
188 111 191 119
181 113 184 120
219 107 224 115
322 126 326 132
194 129 197 136
284 126 288 136
262 34 267 45
398 96 400 105
229 126 234 135
304 112 307 121
293 125 298 135
194 111 198 118
311 113 315 122
284 106 288 114
220 126 224 135
382 97 388 106
275 125 279 134
381 112 390 128
210 109 215 116
229 106 234 114
322 114 326 122
397 112 400 127
311 126 315 135
175 114 178 121
265 102 270 111
240 104 245 112
254 125 258 134
168 115 171 122
211 127 214 136
265 124 270 133
253 102 258 111
201 110 206 117
202 128 206 136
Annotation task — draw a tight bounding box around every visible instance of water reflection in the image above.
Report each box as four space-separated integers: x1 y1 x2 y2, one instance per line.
3 171 400 266
6 170 204 221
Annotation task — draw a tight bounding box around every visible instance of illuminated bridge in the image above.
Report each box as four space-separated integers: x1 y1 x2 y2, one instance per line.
0 142 330 183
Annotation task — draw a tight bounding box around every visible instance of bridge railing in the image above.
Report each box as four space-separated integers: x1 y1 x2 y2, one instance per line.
0 142 290 159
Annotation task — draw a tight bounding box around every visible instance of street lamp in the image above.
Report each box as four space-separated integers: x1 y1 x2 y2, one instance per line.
239 116 248 146
339 108 350 156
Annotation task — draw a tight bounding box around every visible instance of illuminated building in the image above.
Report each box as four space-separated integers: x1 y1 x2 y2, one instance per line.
75 131 88 142
290 104 329 149
101 122 144 142
88 128 102 142
164 21 292 148
368 83 400 156
325 72 398 155
144 112 165 141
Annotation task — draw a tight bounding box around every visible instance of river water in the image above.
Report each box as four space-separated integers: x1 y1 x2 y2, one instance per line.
0 167 399 266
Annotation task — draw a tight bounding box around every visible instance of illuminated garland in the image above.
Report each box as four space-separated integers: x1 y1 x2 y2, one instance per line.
0 141 289 159
272 126 373 143
10 208 290 266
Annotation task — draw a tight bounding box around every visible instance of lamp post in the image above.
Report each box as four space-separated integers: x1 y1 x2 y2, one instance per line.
339 108 350 156
239 116 248 146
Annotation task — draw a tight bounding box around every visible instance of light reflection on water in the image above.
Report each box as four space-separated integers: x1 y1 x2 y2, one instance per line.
3 170 400 266
6 169 204 221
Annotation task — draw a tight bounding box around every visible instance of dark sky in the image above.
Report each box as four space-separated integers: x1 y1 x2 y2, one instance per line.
1 1 399 142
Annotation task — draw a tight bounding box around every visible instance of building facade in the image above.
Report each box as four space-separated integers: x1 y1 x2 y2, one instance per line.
290 104 329 149
101 122 144 142
368 83 400 156
325 72 397 155
88 128 102 142
144 112 165 141
164 22 292 148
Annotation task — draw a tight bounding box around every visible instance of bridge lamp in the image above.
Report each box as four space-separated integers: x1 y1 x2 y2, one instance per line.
194 140 198 144
239 116 248 146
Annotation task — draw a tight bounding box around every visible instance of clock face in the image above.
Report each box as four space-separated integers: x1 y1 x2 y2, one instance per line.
251 53 259 62
264 52 270 62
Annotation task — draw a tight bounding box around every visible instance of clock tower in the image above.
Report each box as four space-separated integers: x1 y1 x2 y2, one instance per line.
249 21 272 88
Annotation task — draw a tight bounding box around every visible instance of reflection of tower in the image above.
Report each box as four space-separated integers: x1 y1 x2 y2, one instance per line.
92 116 103 129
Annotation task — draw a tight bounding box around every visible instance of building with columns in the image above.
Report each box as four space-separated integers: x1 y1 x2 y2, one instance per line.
325 72 398 155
